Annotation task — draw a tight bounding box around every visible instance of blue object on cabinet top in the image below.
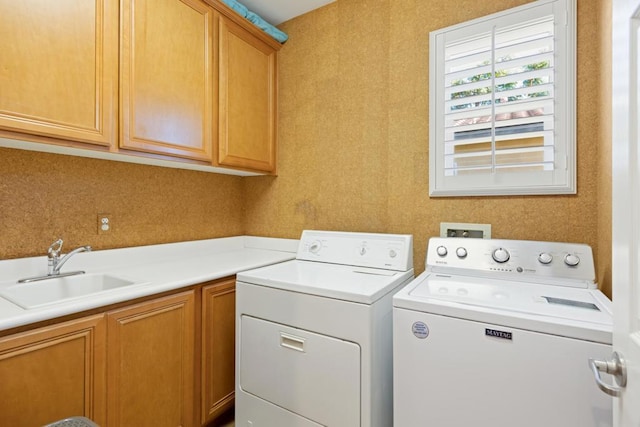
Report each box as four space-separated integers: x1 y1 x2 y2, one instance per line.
220 0 289 43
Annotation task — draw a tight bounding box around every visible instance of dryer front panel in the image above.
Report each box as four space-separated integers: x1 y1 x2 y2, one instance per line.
239 315 361 426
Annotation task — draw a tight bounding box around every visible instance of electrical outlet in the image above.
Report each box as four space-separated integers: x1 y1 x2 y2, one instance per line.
98 214 111 234
440 222 491 239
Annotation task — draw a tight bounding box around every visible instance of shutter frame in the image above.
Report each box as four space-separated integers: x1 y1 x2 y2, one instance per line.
429 0 576 196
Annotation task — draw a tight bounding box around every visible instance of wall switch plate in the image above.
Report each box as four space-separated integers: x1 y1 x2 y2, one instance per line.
440 222 491 239
98 214 111 234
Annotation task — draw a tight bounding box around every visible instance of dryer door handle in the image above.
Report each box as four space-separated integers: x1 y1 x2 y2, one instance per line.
280 332 306 352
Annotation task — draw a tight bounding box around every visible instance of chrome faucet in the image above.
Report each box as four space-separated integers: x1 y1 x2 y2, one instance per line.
48 239 92 276
18 239 92 283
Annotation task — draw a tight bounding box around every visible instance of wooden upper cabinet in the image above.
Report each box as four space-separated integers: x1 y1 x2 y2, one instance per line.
120 0 215 161
0 315 107 426
217 15 277 173
0 0 118 146
0 0 280 173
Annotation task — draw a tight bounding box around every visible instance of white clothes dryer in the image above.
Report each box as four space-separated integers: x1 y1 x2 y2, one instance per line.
236 230 414 427
393 237 613 427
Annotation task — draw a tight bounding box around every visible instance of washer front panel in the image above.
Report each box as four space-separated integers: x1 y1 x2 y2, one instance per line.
393 308 612 427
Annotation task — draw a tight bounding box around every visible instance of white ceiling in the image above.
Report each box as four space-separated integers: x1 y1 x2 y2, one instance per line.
239 0 336 25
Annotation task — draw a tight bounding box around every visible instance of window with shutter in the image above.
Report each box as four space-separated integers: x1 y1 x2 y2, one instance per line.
429 0 575 196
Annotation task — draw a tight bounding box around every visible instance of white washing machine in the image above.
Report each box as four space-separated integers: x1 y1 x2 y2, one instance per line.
393 237 613 427
236 230 414 427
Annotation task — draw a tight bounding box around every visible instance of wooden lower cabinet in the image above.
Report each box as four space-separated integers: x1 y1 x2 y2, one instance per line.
106 290 196 427
201 279 236 424
0 315 107 426
0 279 236 426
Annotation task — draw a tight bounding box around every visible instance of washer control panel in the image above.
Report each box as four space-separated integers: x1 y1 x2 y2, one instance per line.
297 230 413 271
426 237 595 288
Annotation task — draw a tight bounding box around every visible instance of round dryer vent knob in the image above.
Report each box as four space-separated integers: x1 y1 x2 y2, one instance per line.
436 246 448 257
564 254 580 267
492 247 510 263
456 247 468 258
389 249 398 258
538 252 553 264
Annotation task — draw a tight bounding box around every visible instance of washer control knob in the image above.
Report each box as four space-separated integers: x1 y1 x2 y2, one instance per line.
436 246 448 257
492 248 510 263
389 249 397 258
564 254 580 267
456 247 468 258
359 246 367 256
309 241 321 254
538 252 553 264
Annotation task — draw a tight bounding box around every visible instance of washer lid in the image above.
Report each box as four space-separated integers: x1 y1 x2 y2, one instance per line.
393 272 612 343
237 259 414 304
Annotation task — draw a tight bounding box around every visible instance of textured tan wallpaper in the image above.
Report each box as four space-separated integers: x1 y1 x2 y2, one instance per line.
242 0 612 294
0 147 244 259
0 0 612 297
597 0 612 297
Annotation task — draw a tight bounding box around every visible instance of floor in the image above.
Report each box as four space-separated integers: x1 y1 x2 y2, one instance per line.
215 408 234 427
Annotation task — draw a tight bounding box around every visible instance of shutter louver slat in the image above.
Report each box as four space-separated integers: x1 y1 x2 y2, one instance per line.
441 13 555 175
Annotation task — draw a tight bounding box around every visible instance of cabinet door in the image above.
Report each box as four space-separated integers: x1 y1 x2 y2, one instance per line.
120 0 214 161
0 315 106 426
107 291 195 427
218 16 277 173
0 0 118 146
201 280 235 424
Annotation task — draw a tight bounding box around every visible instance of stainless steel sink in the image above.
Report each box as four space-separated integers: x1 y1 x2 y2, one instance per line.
0 273 141 309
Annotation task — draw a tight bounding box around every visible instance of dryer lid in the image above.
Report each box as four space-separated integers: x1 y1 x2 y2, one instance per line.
238 259 414 304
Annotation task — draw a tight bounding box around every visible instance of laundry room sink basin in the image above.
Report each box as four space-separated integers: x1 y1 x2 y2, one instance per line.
0 273 142 309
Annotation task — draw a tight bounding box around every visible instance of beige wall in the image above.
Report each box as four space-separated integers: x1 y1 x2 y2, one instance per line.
597 0 613 298
243 0 613 295
0 147 244 259
0 0 612 296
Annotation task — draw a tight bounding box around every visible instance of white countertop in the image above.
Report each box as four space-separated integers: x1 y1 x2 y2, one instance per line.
0 236 298 331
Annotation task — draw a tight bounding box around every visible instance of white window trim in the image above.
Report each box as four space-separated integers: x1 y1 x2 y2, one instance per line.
429 0 576 196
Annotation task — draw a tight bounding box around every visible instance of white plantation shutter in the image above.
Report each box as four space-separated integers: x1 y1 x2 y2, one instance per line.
429 0 575 196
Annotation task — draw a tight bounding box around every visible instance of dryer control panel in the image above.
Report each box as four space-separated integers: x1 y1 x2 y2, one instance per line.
426 237 596 288
297 230 413 272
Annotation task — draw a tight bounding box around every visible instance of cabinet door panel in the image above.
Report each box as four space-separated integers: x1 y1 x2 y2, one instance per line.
218 17 276 173
201 280 235 423
120 0 214 161
0 315 106 426
0 0 118 146
107 291 195 427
